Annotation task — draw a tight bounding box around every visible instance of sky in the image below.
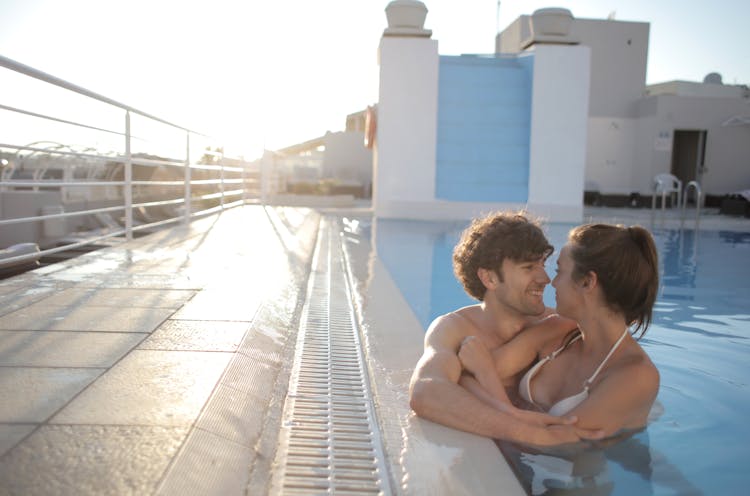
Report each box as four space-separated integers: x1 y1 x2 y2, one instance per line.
1 0 748 160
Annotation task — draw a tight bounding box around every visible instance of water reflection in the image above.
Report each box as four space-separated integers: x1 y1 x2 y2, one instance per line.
654 228 750 340
498 429 702 495
658 228 699 288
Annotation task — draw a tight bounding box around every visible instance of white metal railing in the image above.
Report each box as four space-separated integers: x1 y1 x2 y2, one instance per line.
650 174 703 227
0 54 262 271
682 180 703 219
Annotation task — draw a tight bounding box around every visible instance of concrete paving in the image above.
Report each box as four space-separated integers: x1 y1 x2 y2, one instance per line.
0 205 320 496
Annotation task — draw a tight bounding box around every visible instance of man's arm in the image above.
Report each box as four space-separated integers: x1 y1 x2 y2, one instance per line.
409 314 584 444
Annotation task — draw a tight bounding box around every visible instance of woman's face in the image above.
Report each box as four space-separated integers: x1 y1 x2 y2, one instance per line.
551 244 583 319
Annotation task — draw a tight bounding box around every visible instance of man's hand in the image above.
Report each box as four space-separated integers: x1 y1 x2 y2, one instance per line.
509 408 577 427
574 425 606 441
522 423 606 447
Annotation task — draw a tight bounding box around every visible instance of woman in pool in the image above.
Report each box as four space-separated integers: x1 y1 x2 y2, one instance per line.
458 223 660 439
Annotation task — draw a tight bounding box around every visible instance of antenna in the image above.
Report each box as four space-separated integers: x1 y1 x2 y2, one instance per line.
496 1 501 33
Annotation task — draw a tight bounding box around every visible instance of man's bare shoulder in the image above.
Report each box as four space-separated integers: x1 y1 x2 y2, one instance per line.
425 305 480 350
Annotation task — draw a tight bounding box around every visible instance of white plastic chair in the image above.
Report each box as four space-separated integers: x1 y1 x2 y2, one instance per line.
653 173 682 209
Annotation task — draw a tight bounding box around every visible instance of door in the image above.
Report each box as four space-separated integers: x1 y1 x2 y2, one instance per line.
671 130 707 203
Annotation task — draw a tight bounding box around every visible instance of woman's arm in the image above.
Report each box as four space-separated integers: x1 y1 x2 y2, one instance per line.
458 373 512 413
458 335 515 409
458 335 584 427
565 361 660 437
491 314 579 379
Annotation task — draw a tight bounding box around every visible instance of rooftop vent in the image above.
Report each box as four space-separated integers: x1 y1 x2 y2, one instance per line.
522 8 578 49
384 0 431 37
703 72 723 84
531 8 574 37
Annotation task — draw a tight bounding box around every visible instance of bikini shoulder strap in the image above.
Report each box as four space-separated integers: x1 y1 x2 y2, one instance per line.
584 329 630 386
550 329 582 358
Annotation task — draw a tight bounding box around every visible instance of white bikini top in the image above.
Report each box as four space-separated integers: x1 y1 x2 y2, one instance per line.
518 329 629 416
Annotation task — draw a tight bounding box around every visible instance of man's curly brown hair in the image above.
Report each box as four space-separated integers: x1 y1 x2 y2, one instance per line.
453 211 553 301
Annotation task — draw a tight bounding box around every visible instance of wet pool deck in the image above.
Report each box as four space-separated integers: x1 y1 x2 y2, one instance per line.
0 206 323 495
1 203 748 495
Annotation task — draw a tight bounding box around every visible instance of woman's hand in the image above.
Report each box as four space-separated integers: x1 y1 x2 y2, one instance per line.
457 335 494 377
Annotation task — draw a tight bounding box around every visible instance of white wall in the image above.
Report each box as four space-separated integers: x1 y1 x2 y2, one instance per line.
527 44 591 221
586 117 637 194
374 36 439 218
639 95 750 195
631 104 671 195
594 93 750 197
495 15 531 54
571 19 648 118
322 131 372 186
497 16 648 119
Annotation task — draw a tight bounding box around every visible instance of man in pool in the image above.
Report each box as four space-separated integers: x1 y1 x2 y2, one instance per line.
409 211 601 445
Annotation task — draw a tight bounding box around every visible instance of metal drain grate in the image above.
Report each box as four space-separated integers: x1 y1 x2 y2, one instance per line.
273 219 391 495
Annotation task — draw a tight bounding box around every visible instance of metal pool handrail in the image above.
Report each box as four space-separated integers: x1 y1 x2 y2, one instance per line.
0 55 259 270
651 176 702 217
682 180 703 219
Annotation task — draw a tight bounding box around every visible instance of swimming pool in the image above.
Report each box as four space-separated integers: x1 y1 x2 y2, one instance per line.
362 216 750 495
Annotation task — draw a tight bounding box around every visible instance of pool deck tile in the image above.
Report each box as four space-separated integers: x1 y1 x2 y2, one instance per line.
138 319 250 352
169 288 263 321
0 424 188 496
0 367 104 423
156 427 254 495
0 206 319 495
0 303 176 333
0 330 146 368
0 284 71 317
50 349 234 426
0 424 35 457
38 287 196 309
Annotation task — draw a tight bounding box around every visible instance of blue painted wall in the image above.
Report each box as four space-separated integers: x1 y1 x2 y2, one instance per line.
374 218 473 330
435 54 534 202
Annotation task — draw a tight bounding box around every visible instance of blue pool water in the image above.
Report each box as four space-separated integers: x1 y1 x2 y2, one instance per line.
365 217 750 495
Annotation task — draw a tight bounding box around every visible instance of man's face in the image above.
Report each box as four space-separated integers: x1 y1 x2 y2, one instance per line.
491 256 550 316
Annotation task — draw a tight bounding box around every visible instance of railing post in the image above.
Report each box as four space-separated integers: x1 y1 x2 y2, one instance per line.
260 151 269 205
184 132 191 224
682 180 702 221
220 151 225 210
241 162 246 205
124 111 133 241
